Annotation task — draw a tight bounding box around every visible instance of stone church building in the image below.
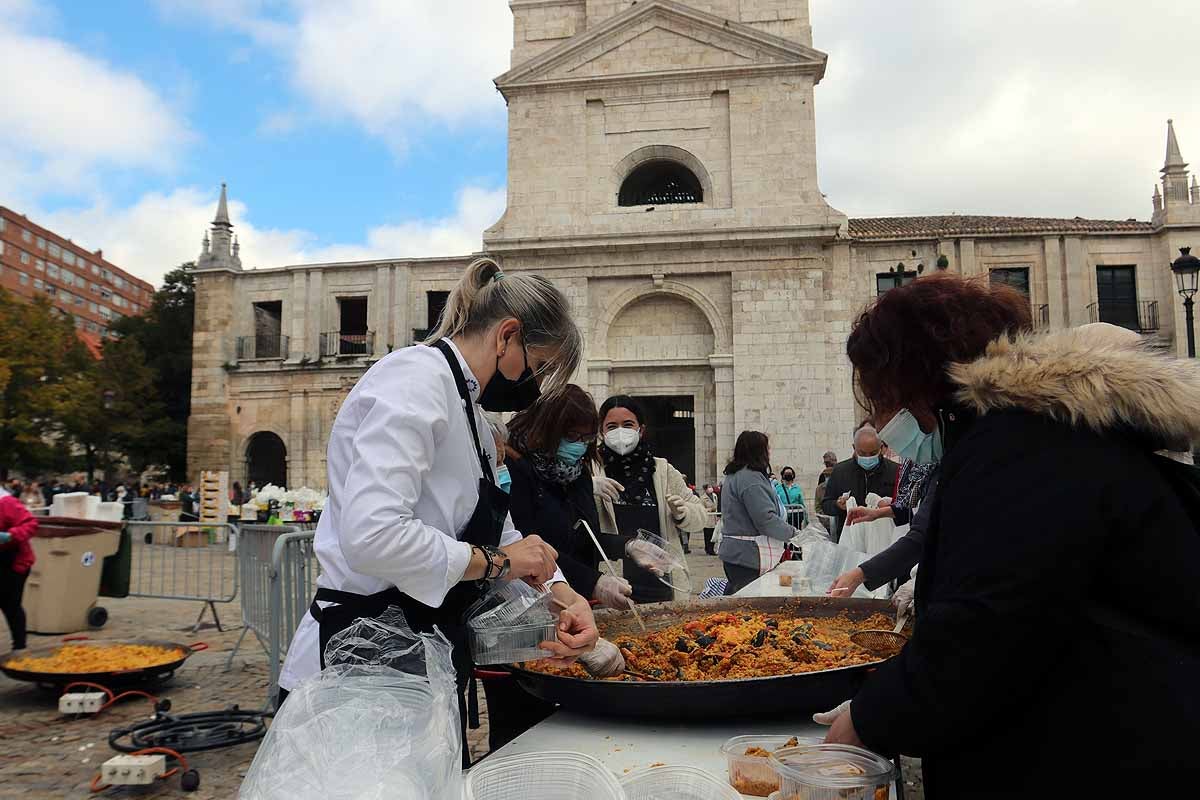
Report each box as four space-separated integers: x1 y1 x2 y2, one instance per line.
187 0 1200 493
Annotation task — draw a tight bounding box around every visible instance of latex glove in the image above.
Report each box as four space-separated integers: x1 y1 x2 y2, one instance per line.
825 704 865 748
813 699 850 726
835 492 850 511
827 566 865 597
876 497 894 508
0 531 10 545
578 638 625 678
892 578 915 618
665 494 688 522
540 585 599 664
846 506 890 526
593 574 634 610
592 477 624 502
625 539 675 576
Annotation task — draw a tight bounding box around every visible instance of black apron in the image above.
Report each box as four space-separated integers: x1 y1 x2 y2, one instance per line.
615 503 673 603
307 340 509 763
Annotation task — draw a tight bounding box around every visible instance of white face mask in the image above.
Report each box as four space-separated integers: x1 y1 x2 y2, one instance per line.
878 410 943 465
604 427 640 456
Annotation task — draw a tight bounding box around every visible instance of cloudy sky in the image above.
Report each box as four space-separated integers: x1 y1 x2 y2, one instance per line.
1 0 1196 286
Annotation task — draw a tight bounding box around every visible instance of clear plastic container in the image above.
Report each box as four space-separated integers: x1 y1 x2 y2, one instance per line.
769 744 897 800
620 764 742 800
464 751 625 800
635 528 693 594
467 579 554 626
468 617 560 665
720 735 822 797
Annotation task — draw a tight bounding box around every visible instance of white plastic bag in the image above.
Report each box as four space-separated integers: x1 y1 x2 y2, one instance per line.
840 496 906 558
801 539 890 600
239 608 463 800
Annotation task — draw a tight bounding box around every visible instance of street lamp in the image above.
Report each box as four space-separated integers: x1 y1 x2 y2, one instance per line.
1170 246 1199 358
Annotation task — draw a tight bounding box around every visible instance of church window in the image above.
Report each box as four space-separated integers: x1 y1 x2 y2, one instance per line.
618 160 703 206
427 291 450 331
876 272 915 296
989 267 1030 296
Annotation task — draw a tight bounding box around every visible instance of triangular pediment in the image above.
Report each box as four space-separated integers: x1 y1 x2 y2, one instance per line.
496 0 827 92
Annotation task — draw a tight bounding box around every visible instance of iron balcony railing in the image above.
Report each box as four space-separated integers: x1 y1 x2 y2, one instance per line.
1086 300 1159 333
1033 304 1050 331
412 328 431 345
236 334 289 360
320 331 374 357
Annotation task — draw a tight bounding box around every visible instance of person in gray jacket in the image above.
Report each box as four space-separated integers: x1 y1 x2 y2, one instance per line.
717 431 798 595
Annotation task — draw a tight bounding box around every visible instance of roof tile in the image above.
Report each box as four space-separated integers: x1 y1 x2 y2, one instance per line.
847 215 1153 241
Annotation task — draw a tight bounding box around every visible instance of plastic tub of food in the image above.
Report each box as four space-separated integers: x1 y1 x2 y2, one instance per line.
720 735 822 797
769 744 896 800
465 751 625 800
620 764 742 800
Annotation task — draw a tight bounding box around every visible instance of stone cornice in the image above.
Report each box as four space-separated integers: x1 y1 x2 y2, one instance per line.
484 222 844 255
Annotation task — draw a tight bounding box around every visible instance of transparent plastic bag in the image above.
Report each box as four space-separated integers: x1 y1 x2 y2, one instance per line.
239 607 463 800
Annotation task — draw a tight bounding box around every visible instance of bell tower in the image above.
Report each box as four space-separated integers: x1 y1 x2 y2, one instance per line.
197 183 243 271
1153 120 1200 229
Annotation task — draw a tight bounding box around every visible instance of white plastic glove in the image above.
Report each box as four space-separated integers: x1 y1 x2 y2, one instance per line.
892 578 915 618
593 574 634 610
578 638 625 678
592 476 624 503
665 493 688 521
625 539 676 576
813 699 851 726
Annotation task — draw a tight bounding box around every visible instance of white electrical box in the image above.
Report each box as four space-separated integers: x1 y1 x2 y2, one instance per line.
101 754 167 786
59 692 106 714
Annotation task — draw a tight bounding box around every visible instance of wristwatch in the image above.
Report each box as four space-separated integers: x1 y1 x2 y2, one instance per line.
478 545 511 583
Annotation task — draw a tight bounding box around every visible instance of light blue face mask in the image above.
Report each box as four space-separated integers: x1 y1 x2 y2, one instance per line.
556 439 588 465
856 454 881 471
878 409 943 465
495 464 512 494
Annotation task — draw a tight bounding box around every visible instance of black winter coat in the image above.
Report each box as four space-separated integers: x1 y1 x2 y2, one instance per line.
850 330 1200 799
506 455 623 600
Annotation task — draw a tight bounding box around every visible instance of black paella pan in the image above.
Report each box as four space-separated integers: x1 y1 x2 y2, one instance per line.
0 637 208 688
508 596 894 719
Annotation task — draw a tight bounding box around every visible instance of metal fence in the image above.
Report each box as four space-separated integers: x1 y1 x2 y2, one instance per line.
784 503 807 530
126 521 238 632
226 525 319 709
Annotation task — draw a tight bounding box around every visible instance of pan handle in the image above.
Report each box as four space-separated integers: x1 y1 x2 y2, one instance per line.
473 668 512 680
188 643 209 652
62 635 90 642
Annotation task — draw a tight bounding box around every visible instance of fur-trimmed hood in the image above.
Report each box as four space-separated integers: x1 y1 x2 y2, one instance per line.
949 325 1200 449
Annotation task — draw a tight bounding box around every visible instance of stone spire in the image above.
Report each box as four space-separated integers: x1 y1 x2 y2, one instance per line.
196 182 243 270
1161 119 1191 204
1164 119 1187 173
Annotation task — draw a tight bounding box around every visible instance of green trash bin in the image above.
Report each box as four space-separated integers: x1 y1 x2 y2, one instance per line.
100 525 132 598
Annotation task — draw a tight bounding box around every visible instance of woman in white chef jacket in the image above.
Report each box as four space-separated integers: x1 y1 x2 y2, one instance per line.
278 257 599 753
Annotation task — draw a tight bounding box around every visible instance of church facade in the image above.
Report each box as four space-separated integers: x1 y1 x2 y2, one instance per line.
187 0 1200 493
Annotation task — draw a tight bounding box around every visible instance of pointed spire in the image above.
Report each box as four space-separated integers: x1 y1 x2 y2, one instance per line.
1163 119 1187 173
202 231 210 254
214 182 232 227
232 235 240 256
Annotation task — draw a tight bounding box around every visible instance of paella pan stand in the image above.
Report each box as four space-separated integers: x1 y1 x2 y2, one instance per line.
510 596 894 719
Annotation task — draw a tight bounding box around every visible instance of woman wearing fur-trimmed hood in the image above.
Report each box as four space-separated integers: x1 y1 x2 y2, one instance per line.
820 274 1200 798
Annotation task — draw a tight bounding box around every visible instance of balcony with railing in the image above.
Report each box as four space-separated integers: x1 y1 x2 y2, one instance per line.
1086 300 1159 333
320 330 375 358
1032 304 1050 331
236 334 289 360
412 328 431 345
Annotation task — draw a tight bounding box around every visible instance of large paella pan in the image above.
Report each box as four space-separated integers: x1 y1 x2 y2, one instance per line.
1 638 208 688
510 596 894 719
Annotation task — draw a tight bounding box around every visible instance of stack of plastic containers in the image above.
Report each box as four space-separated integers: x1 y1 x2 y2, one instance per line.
464 752 625 800
720 735 823 797
467 580 560 665
768 744 897 800
619 765 743 800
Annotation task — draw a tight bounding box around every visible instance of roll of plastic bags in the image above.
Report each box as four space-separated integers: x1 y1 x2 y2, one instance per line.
239 607 463 800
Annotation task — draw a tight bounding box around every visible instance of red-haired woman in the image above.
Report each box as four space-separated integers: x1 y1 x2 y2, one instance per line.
820 273 1200 798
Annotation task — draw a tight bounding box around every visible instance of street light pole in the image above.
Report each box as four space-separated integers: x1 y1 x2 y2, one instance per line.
1170 247 1199 358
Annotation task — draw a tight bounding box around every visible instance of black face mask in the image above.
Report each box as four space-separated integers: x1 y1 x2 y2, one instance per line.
479 345 541 412
782 473 795 483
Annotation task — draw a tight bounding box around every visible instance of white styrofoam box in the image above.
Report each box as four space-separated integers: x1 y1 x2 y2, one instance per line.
51 492 90 518
59 692 106 714
101 754 167 786
84 494 101 519
95 502 125 522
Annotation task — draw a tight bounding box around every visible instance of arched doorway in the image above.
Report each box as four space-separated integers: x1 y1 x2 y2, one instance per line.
246 432 287 488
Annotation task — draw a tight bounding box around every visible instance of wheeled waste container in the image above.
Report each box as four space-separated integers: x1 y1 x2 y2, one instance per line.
24 517 123 634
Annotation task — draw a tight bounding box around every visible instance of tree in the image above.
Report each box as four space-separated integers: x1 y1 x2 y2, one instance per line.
0 289 93 481
110 265 195 480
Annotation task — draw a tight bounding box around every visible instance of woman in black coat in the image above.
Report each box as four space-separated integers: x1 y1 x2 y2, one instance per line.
822 274 1200 799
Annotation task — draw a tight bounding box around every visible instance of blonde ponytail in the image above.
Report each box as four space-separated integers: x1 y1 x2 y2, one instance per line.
424 257 582 391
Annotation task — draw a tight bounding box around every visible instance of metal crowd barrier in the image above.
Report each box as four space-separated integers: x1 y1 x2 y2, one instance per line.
126 521 238 632
225 525 319 709
784 503 807 529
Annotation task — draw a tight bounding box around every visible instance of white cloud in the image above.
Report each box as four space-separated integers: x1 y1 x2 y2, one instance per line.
37 184 505 286
156 0 510 150
810 0 1200 220
0 7 190 197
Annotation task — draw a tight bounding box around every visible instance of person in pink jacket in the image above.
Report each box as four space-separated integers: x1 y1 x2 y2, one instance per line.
0 493 37 651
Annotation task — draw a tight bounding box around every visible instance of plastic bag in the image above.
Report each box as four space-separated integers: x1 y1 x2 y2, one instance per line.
800 539 890 600
239 608 463 800
840 497 906 558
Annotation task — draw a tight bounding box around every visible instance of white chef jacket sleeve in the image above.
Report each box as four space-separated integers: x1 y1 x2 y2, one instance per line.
498 512 567 586
338 370 473 608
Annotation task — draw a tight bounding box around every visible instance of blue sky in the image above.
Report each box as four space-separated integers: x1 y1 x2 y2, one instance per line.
2 0 1197 285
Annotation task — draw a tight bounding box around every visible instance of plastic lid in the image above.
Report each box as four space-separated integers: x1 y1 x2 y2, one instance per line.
465 751 625 800
620 764 742 800
769 744 897 788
